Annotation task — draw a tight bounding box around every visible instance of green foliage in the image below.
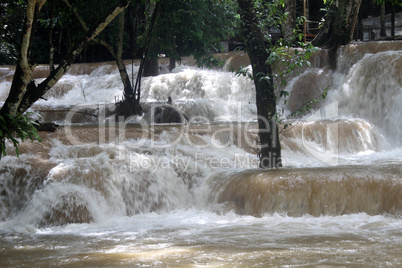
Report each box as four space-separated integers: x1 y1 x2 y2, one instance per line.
238 0 319 105
375 0 402 6
152 0 238 61
236 0 329 133
0 113 41 160
269 40 318 87
247 0 287 46
0 1 25 64
235 66 253 80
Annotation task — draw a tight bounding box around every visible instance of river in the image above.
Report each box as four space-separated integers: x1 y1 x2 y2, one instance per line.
0 41 401 267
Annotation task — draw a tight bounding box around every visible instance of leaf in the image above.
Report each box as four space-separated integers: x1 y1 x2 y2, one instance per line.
0 112 41 159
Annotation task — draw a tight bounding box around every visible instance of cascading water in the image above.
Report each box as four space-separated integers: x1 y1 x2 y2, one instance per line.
0 42 401 267
337 51 402 145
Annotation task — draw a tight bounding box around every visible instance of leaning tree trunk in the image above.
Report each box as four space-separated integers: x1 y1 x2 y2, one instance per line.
237 0 282 169
1 0 46 117
312 0 362 69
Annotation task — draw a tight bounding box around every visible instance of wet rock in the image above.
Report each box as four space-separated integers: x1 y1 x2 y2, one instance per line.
40 193 92 226
35 122 59 132
287 70 330 114
144 105 188 124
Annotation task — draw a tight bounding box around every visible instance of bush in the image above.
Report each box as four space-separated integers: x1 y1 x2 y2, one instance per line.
0 113 41 159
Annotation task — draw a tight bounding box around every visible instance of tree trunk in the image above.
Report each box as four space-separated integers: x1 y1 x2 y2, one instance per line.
380 2 386 37
116 10 133 101
63 0 140 117
142 2 159 78
143 58 159 77
114 10 141 117
312 0 362 69
49 0 55 72
117 3 159 117
237 0 282 169
169 58 176 72
304 0 309 42
391 4 395 37
282 0 297 42
1 0 44 116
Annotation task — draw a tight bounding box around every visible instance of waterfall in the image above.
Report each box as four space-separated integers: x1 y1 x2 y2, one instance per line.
208 165 402 217
1 41 402 267
0 42 401 226
336 51 402 145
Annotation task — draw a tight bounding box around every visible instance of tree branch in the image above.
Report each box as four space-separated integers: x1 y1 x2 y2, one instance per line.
62 0 118 59
18 0 131 113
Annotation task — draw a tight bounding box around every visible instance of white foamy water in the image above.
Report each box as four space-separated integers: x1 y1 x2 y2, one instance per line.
0 42 402 266
336 51 402 145
0 65 257 122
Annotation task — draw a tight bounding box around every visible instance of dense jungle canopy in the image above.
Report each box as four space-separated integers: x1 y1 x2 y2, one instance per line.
1 0 400 65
